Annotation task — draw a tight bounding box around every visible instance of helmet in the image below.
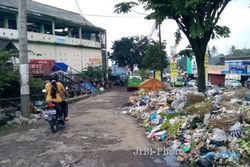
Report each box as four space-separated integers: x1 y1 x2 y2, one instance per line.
48 73 58 82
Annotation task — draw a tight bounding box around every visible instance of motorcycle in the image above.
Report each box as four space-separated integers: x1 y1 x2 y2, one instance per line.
44 102 65 133
42 89 66 133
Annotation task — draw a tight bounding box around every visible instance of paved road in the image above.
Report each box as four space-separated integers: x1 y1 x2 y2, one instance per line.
0 88 182 167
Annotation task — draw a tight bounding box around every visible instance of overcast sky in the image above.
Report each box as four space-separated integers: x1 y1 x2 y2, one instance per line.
33 0 250 55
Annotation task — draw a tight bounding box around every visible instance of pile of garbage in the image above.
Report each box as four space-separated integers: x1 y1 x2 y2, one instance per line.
7 111 42 125
122 88 250 166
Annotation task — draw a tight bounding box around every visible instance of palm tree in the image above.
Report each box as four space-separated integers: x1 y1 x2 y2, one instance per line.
229 45 236 56
211 46 218 57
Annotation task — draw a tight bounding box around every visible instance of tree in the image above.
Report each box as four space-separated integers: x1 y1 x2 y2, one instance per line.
211 45 218 57
81 66 106 81
115 0 231 92
0 50 19 95
110 36 149 72
229 45 236 56
233 49 244 56
0 50 44 107
142 41 168 77
178 45 194 58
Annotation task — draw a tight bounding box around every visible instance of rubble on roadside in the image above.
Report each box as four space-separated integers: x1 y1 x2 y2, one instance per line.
122 87 250 166
7 111 42 125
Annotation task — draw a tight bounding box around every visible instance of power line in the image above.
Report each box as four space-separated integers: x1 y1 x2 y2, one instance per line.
131 9 148 16
74 0 87 25
74 0 144 19
147 22 157 39
80 13 144 18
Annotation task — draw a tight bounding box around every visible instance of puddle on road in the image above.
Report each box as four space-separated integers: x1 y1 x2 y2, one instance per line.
151 155 184 167
163 155 183 167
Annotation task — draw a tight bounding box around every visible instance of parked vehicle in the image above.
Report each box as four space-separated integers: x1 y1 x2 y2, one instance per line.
175 74 185 87
224 80 242 88
127 75 142 91
187 80 197 87
44 102 66 133
206 81 213 87
245 78 250 88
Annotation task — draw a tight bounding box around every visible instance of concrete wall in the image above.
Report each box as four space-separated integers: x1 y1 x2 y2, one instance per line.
0 28 102 72
12 41 102 72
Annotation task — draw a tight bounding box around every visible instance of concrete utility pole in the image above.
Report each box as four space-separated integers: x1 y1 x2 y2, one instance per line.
18 0 30 116
158 21 164 82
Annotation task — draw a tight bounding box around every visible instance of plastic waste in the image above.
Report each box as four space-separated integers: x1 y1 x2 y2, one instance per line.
229 122 242 138
216 151 240 159
209 140 226 146
197 157 213 167
201 152 215 158
210 128 227 142
155 130 167 141
171 140 182 150
203 114 211 126
149 112 157 121
201 151 240 160
182 147 190 153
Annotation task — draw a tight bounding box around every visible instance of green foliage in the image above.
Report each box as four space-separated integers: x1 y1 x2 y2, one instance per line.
238 139 250 155
210 45 218 57
167 121 182 138
114 1 138 14
142 40 169 71
212 25 231 39
0 49 17 72
135 0 231 40
174 29 182 46
229 45 236 55
0 50 46 107
114 0 231 92
190 19 205 39
160 112 185 130
0 50 19 98
81 66 105 81
0 69 19 98
190 139 197 148
134 69 150 80
110 36 149 72
178 45 194 58
228 45 250 56
29 77 45 95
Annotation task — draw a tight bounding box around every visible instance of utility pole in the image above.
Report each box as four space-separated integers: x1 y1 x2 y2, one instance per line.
157 20 164 82
18 0 30 116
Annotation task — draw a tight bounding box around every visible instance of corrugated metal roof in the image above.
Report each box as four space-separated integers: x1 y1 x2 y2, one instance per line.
0 0 104 31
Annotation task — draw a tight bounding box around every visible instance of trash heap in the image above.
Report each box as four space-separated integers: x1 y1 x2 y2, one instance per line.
7 111 42 125
122 88 250 166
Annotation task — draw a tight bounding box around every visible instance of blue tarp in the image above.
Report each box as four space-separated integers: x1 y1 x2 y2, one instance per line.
53 62 68 72
81 82 97 93
69 83 97 94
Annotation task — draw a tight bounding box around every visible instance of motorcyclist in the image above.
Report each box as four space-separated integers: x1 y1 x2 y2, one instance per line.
45 73 68 121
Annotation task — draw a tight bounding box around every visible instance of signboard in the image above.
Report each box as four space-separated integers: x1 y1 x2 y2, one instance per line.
155 70 161 81
192 59 197 75
88 58 102 65
225 74 241 80
204 53 209 83
29 59 55 76
55 36 65 44
171 58 177 83
186 57 192 74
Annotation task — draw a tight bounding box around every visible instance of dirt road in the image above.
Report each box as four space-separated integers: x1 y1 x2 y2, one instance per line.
0 88 180 167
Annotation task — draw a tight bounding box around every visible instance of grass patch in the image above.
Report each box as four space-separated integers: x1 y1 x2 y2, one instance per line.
0 124 28 136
